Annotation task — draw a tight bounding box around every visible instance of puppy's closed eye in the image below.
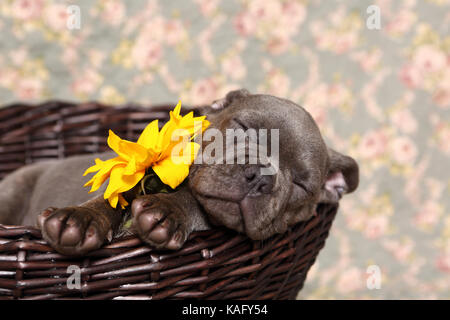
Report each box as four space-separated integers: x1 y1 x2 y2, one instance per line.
232 118 250 131
293 180 313 199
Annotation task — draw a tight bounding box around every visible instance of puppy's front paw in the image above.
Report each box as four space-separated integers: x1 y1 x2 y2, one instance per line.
131 195 189 250
37 207 112 256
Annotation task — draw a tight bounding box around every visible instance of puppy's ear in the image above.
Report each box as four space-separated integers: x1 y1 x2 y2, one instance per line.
320 148 359 204
198 89 251 115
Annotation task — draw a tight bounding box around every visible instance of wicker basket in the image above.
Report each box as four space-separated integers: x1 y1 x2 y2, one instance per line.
0 101 337 300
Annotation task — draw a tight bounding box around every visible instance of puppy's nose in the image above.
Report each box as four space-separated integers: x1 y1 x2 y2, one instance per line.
244 166 274 195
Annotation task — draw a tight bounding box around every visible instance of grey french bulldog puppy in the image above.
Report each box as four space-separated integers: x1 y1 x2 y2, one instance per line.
0 89 358 256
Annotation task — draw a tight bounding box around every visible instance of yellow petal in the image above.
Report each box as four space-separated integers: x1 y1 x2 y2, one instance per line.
107 130 129 160
153 156 190 189
157 118 177 151
123 156 137 176
104 166 145 199
158 128 191 161
118 194 129 209
84 157 125 192
103 165 125 199
107 190 131 209
119 140 149 163
107 192 119 209
107 130 149 163
83 158 104 176
172 101 182 118
118 169 145 194
137 119 160 150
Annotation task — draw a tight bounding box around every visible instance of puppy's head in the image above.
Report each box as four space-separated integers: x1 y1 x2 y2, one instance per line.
189 89 359 240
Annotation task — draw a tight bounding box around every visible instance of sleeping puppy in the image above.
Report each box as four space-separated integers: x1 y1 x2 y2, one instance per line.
0 89 358 256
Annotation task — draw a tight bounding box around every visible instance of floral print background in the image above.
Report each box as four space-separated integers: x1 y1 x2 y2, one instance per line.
0 0 449 299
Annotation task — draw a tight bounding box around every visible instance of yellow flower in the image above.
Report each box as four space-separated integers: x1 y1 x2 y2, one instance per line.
83 102 209 209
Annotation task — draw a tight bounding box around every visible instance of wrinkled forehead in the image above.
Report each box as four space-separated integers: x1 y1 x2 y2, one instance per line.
209 94 329 170
213 95 313 129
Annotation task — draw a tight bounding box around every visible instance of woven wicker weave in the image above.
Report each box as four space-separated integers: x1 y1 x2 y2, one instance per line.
0 101 337 300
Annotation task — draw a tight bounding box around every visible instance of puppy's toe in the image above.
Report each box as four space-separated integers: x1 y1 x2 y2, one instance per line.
166 229 186 250
133 209 187 250
81 223 103 252
59 215 86 247
42 210 69 243
39 207 108 256
37 207 57 230
147 217 174 244
131 195 190 250
137 211 164 235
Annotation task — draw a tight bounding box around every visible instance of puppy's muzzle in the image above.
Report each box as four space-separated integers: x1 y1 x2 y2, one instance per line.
190 163 276 238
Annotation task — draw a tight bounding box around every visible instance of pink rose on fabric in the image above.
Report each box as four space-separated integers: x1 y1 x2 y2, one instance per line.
139 17 166 43
412 45 447 73
266 70 290 97
272 3 305 38
358 130 388 159
435 124 450 154
0 69 19 87
344 210 366 230
248 0 282 22
71 70 102 96
9 47 28 66
336 267 364 294
414 201 441 229
303 84 328 110
221 55 246 81
266 36 291 55
311 22 328 49
195 0 219 17
191 78 219 105
281 1 306 26
433 89 450 109
400 64 422 88
390 108 418 134
327 84 351 108
233 12 256 36
383 239 414 263
351 50 382 72
364 215 389 239
44 4 69 31
334 32 358 54
386 9 416 35
88 50 105 69
390 136 418 165
101 0 125 26
432 67 450 108
305 105 327 128
62 47 78 66
132 40 163 70
11 0 43 20
439 67 450 91
15 78 43 100
436 252 450 273
165 20 186 46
